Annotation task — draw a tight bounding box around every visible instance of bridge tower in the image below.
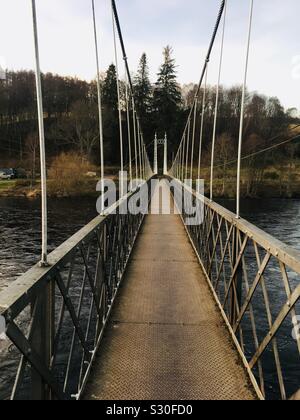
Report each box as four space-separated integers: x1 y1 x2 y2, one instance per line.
163 133 168 175
154 133 168 175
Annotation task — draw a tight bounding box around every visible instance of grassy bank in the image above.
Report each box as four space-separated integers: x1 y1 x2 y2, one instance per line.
0 156 120 198
198 162 300 199
0 178 100 198
1 162 300 199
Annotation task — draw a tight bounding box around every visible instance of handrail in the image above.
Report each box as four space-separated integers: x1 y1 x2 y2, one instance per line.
0 186 141 318
170 177 300 400
0 178 154 400
178 182 300 274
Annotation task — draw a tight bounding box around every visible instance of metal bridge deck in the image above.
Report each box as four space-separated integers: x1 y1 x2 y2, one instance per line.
84 182 255 400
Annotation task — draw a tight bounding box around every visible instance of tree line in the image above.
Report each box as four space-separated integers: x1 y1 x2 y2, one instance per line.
0 45 299 196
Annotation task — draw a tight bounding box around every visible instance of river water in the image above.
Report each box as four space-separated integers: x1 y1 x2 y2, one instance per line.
222 198 300 252
1 197 299 290
0 197 97 291
0 196 299 399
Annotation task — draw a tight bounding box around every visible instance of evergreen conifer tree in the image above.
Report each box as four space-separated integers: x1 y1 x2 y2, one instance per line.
134 53 152 123
153 46 182 137
102 64 118 113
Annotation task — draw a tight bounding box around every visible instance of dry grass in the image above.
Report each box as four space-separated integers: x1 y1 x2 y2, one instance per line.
0 180 16 191
48 152 98 197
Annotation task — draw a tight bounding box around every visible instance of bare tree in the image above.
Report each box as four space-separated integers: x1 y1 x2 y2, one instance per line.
286 144 297 198
215 133 235 196
57 100 99 160
25 132 39 186
243 134 266 197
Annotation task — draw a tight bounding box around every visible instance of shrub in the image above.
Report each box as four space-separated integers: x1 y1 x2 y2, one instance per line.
15 179 31 188
264 171 280 180
48 152 95 195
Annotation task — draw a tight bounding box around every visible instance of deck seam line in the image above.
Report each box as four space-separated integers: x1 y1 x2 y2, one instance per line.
131 258 197 263
110 320 217 327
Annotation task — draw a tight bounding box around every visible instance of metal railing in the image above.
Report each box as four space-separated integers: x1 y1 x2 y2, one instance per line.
0 180 153 400
171 178 300 400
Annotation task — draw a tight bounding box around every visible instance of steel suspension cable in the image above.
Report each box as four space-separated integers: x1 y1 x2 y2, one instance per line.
236 0 254 218
31 0 48 266
91 0 105 210
111 0 151 178
111 0 134 94
210 0 227 201
171 0 226 178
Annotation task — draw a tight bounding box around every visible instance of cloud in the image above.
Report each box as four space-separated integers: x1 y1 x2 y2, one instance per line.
0 0 299 110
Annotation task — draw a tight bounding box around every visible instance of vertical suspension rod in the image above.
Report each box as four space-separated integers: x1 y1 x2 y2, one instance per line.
91 0 105 209
236 0 254 218
210 0 227 201
198 66 208 181
171 0 226 175
111 7 124 196
31 0 48 266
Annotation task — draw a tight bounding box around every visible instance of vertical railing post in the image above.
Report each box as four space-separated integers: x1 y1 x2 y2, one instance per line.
31 282 54 400
230 228 243 326
154 134 158 175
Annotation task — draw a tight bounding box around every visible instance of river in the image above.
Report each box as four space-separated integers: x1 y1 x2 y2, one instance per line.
222 198 300 252
0 197 97 291
1 197 299 291
0 196 299 399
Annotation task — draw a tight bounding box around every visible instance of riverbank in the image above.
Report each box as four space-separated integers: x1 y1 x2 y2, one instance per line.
0 179 100 198
1 166 300 199
202 178 300 199
200 163 300 199
0 162 121 198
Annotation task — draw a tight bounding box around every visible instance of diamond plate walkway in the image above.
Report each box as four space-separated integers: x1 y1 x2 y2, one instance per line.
85 181 255 400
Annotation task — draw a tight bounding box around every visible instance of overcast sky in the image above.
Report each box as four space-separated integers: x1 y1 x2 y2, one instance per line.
0 0 299 110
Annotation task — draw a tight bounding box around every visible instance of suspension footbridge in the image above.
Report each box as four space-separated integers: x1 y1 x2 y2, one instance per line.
0 0 300 401
84 181 255 401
